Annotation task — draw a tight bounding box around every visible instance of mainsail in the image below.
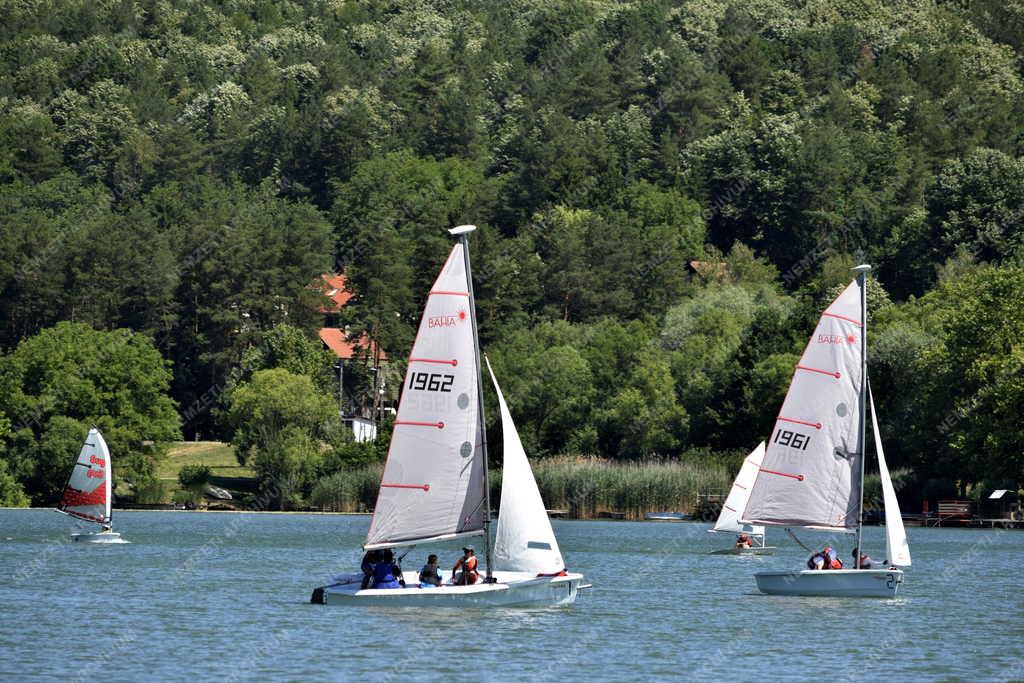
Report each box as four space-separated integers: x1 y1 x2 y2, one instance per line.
487 359 564 575
742 279 864 531
870 384 911 567
364 243 487 550
58 428 112 524
712 442 766 536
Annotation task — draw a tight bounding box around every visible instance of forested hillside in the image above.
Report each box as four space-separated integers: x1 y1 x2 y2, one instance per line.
1 0 1022 506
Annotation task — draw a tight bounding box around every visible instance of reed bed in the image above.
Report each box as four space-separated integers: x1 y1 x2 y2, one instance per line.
310 464 383 512
518 456 731 519
309 457 731 519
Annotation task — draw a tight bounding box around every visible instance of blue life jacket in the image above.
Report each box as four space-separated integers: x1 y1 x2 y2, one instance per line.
372 562 401 588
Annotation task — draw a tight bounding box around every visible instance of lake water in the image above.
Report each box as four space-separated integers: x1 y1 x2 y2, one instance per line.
1 509 1021 682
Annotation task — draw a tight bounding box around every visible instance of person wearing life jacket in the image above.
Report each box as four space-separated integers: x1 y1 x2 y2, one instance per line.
735 533 753 549
370 549 404 589
419 554 442 588
360 549 379 590
807 546 843 570
451 546 479 585
852 547 878 569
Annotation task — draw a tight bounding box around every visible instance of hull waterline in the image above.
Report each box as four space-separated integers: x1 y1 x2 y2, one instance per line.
754 568 903 597
313 572 584 607
709 546 776 556
72 531 127 544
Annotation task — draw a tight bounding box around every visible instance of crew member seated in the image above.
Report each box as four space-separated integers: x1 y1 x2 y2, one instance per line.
852 547 881 569
451 546 479 585
370 549 405 589
419 554 442 587
735 533 753 549
807 545 843 570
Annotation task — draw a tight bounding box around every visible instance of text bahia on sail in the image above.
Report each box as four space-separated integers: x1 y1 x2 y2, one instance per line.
56 428 127 544
708 442 775 555
739 265 910 597
312 225 586 607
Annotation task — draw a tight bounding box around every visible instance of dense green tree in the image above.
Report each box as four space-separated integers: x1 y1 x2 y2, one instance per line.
0 323 179 502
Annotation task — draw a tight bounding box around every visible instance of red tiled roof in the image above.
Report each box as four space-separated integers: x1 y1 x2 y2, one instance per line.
318 273 352 313
319 328 387 361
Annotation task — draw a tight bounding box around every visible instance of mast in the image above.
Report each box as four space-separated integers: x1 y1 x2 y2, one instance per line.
450 224 494 582
853 263 871 565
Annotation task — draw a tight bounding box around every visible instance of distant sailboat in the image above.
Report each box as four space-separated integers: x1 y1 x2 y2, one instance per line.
57 428 127 544
708 442 775 555
741 265 910 597
313 225 585 606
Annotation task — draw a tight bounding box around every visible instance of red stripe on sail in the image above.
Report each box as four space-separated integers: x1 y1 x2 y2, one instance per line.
723 504 737 512
759 468 804 482
394 420 445 429
409 358 458 366
777 417 822 429
380 483 431 491
429 290 469 297
796 365 840 379
821 312 862 327
59 483 106 509
734 484 747 490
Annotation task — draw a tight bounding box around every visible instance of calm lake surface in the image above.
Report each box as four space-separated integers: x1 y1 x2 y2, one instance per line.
1 509 1021 682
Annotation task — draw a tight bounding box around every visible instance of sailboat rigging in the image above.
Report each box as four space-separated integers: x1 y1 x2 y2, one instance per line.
740 264 909 597
313 225 585 606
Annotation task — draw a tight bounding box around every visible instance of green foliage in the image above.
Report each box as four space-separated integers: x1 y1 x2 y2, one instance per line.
0 0 1022 495
0 323 180 502
177 464 212 490
0 459 29 507
227 368 336 508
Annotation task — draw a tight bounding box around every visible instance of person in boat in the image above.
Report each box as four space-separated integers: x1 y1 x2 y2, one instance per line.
852 547 880 569
370 549 405 589
807 546 843 570
451 546 479 585
101 525 112 533
735 533 753 549
419 554 442 588
360 549 379 590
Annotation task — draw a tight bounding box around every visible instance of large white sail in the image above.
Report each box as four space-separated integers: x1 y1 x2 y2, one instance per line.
364 244 487 549
57 428 112 524
487 359 564 575
870 384 911 567
742 279 864 532
713 442 766 535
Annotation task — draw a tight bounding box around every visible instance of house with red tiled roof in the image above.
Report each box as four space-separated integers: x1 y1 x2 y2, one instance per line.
315 273 388 441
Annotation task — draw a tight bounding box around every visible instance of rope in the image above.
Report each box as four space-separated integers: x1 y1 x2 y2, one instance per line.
786 528 813 552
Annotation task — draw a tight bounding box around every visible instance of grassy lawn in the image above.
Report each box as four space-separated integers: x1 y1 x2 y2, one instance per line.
158 441 253 484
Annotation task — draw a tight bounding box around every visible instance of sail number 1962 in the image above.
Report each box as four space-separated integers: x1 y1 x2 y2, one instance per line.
408 372 454 393
774 428 811 450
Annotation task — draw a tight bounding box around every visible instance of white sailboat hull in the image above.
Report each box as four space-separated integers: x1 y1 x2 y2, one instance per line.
754 568 904 597
314 571 584 607
72 531 127 544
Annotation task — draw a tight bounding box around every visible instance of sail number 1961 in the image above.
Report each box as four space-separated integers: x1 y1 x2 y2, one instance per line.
774 428 811 450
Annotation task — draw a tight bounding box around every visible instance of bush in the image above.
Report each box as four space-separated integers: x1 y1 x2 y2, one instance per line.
178 464 212 489
134 480 168 504
309 464 383 512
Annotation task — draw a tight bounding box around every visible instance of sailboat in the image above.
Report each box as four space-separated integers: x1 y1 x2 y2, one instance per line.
740 265 910 597
56 428 127 544
312 225 585 606
708 442 775 555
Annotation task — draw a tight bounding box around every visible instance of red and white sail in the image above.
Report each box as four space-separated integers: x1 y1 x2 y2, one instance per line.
712 442 766 536
742 280 864 532
58 428 112 525
364 244 486 549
